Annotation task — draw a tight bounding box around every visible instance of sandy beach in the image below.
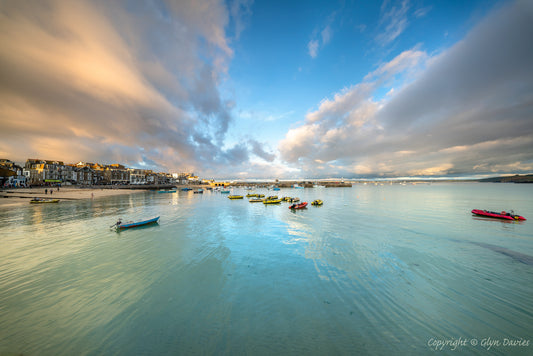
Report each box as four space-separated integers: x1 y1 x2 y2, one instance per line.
0 187 149 208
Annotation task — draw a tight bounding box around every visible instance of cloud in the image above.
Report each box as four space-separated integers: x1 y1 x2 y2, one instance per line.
307 39 319 58
280 0 533 178
376 0 410 45
249 139 276 162
307 14 335 58
229 0 254 40
321 25 332 45
414 6 432 18
0 0 262 175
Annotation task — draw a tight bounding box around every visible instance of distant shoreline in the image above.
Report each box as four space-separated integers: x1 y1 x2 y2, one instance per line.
2 176 532 208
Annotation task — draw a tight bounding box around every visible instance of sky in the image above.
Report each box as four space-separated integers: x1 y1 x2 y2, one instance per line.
0 0 532 179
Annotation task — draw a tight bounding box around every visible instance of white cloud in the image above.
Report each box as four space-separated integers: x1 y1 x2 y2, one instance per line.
414 6 432 18
376 0 410 45
307 14 335 58
321 25 332 44
308 39 319 58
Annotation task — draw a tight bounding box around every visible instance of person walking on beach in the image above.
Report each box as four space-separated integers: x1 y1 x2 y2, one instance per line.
50 190 53 195
45 188 47 194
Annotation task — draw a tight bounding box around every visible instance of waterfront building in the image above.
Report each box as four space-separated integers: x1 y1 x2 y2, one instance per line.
104 164 130 185
75 166 94 185
129 169 147 185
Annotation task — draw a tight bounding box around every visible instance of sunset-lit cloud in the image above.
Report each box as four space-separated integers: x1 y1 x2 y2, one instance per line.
0 0 249 174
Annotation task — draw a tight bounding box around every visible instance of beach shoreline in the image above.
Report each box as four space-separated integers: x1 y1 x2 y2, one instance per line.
0 187 149 207
0 184 213 208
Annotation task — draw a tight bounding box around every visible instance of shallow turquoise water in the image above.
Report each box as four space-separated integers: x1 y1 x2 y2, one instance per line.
1 183 532 355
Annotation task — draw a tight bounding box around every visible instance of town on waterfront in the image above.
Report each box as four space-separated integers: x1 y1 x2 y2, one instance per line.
0 158 199 188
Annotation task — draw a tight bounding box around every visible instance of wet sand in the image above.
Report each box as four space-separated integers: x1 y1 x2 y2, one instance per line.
0 187 148 207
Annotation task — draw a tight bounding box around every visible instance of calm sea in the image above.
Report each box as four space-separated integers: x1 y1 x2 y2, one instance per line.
0 183 532 355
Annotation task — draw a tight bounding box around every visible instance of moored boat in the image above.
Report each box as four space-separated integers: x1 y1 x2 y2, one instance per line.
221 190 230 194
289 202 308 209
114 216 160 230
249 198 264 203
228 195 243 199
157 190 177 193
263 199 282 204
30 198 59 204
311 199 323 206
471 209 526 221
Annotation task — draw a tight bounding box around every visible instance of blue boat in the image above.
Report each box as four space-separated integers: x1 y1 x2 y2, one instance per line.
157 190 177 193
181 187 192 191
273 187 280 191
114 216 160 230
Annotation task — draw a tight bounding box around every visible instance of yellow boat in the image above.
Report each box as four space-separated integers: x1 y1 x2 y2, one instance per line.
228 195 244 199
311 199 323 206
30 198 59 204
263 199 282 204
246 193 258 197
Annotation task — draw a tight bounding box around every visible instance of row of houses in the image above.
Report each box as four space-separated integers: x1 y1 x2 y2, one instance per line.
0 158 199 187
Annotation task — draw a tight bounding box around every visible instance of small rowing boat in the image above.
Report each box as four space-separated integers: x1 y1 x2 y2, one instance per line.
471 209 526 221
30 198 59 204
311 199 323 206
114 216 160 230
228 195 243 199
157 190 177 193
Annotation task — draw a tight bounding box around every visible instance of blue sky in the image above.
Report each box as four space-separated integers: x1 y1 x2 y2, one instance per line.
224 0 493 150
0 0 532 179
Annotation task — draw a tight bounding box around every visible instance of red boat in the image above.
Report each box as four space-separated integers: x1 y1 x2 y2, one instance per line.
471 209 526 221
289 202 308 209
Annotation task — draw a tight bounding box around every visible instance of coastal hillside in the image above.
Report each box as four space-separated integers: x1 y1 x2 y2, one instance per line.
478 174 533 183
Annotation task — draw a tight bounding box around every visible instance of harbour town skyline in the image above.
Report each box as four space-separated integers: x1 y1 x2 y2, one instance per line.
0 158 197 187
